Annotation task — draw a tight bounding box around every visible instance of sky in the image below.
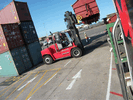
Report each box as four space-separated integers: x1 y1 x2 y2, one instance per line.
0 0 115 37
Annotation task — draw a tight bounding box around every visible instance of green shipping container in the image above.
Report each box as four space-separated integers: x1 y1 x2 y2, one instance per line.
0 51 18 77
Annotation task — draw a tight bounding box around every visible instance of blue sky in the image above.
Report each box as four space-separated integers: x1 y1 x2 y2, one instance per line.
0 0 115 37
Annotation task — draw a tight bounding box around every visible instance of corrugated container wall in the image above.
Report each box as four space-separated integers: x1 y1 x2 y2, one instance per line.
11 48 26 74
107 14 117 24
19 21 39 44
27 41 43 66
11 46 32 74
72 0 100 24
0 1 32 24
107 13 117 32
0 23 24 54
0 32 9 54
19 46 32 69
0 51 19 77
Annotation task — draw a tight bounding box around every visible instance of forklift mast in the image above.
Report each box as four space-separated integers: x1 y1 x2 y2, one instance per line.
64 11 84 49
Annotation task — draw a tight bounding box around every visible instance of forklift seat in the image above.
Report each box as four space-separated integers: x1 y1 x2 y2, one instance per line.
57 43 63 50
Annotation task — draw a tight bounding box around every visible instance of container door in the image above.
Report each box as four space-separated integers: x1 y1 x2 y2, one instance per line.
27 42 43 66
11 48 26 74
14 1 32 21
19 21 38 44
2 24 24 50
19 46 32 69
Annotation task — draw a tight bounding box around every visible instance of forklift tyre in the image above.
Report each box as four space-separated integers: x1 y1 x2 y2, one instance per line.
71 47 82 58
43 55 53 65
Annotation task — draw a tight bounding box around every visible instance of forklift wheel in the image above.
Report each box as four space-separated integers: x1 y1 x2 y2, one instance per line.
71 47 82 58
43 55 53 65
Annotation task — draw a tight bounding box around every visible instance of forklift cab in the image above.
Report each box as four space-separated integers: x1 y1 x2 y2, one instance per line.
54 32 73 50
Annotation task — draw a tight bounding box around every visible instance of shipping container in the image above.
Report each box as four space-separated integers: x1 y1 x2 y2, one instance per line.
19 21 39 44
0 51 19 77
27 41 43 66
11 48 26 74
106 13 117 32
107 13 117 24
0 23 24 54
0 1 32 24
72 0 100 24
19 46 32 69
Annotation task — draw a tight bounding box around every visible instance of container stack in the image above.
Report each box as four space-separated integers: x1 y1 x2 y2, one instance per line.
19 21 43 66
0 1 42 77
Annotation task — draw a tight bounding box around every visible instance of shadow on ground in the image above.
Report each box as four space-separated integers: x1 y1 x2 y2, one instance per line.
82 32 109 56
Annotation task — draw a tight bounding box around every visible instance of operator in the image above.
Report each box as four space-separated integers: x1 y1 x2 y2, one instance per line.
59 33 69 47
84 32 89 43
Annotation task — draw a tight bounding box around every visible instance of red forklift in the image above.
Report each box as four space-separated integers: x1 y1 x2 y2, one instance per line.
41 11 84 64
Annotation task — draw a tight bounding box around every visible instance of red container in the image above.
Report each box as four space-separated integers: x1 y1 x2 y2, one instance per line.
72 0 100 24
106 13 117 33
0 33 9 54
0 1 32 24
107 13 117 24
0 23 24 54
